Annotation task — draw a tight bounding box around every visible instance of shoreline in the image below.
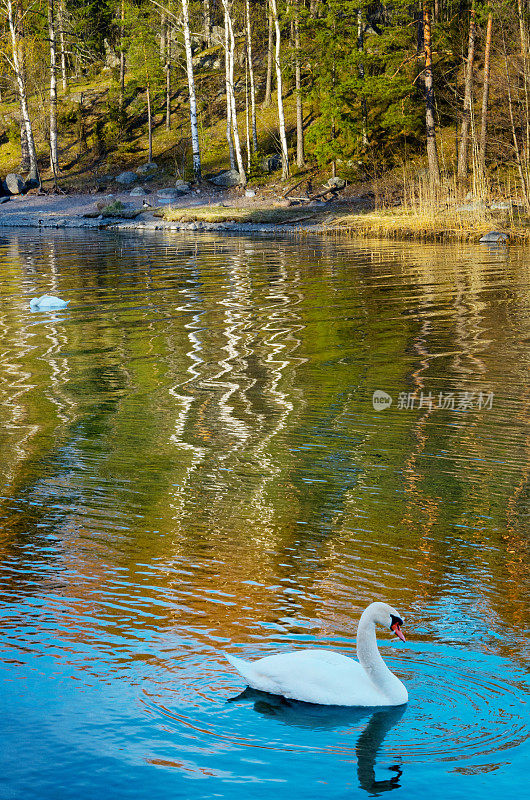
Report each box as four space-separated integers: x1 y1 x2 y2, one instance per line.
0 191 519 242
0 191 329 236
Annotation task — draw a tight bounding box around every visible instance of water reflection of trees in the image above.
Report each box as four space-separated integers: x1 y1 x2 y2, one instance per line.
0 232 529 663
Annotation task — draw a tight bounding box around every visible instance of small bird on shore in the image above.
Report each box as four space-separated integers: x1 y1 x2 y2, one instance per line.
142 199 152 208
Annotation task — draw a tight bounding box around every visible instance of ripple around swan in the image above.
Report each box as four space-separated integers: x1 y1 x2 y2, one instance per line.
140 641 530 765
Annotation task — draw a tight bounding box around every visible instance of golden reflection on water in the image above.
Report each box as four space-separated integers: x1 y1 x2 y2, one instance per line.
0 233 529 669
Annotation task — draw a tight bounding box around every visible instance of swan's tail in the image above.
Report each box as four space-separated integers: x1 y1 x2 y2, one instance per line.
224 652 256 685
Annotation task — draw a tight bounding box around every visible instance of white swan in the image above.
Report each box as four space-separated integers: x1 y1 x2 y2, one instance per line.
225 601 408 707
30 294 69 311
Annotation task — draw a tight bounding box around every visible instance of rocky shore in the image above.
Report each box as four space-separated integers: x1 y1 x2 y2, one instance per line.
0 191 330 235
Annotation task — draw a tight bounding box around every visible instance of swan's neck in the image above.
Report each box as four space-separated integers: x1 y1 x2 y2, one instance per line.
356 610 406 703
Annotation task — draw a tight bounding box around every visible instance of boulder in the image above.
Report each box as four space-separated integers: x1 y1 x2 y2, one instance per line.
208 169 241 187
157 187 182 199
115 171 138 185
245 189 256 198
136 162 158 176
192 50 222 70
130 186 148 196
5 173 25 195
324 176 346 190
175 180 191 192
479 231 509 243
261 154 282 173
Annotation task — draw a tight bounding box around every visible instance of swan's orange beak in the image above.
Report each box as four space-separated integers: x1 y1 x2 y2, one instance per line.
391 621 406 642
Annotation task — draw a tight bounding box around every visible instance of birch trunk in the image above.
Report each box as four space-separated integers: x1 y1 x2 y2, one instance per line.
503 30 530 207
294 0 304 166
423 2 440 185
270 0 290 179
48 0 59 183
478 12 493 172
119 0 125 107
7 0 40 186
203 0 211 46
20 123 30 172
160 12 167 62
166 31 171 131
181 0 202 180
224 11 235 169
245 0 258 153
457 2 476 179
517 0 530 179
143 40 153 163
222 0 246 184
357 9 368 147
263 5 273 107
58 0 67 92
245 55 251 169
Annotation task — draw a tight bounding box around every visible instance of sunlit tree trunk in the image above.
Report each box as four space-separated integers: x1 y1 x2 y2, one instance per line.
223 10 235 169
119 0 125 108
423 1 440 185
263 4 273 107
357 8 368 148
245 54 251 168
517 0 530 180
503 29 530 207
181 0 202 180
222 0 246 184
270 0 289 179
457 2 476 179
479 12 493 173
48 0 59 185
142 41 153 163
294 0 304 166
160 11 167 62
58 0 67 92
203 0 211 45
20 123 29 172
165 29 171 130
7 0 40 186
245 0 258 153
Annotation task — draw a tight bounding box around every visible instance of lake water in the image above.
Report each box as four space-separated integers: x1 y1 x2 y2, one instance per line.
0 230 529 800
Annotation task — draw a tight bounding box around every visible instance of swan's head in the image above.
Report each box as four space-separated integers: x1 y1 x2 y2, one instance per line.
366 602 406 642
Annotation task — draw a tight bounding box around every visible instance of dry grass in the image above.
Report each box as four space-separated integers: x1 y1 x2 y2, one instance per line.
328 205 529 241
160 201 529 242
161 204 329 225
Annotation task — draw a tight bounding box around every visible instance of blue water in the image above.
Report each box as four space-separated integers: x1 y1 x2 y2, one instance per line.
0 230 529 799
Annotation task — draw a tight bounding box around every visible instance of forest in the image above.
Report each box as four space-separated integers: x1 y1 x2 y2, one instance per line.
1 0 530 207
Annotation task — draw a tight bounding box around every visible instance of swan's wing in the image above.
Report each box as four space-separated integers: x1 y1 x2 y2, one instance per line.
226 649 378 705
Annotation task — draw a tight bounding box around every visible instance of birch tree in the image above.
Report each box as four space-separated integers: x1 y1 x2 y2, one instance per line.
181 0 202 180
223 10 235 169
48 0 59 184
263 4 273 107
294 0 304 166
423 1 440 185
270 0 290 179
221 0 246 183
479 11 493 173
6 0 40 187
457 2 476 179
57 0 67 92
119 0 125 108
245 0 258 153
165 24 171 130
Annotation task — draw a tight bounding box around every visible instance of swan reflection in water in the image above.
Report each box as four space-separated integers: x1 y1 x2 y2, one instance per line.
229 688 406 796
